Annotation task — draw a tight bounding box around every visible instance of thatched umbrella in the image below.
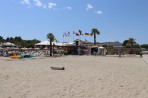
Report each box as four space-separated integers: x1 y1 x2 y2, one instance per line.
34 48 40 50
2 42 16 47
21 47 28 51
0 47 4 51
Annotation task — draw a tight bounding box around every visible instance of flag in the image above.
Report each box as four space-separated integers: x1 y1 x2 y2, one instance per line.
85 33 90 36
65 33 67 37
67 32 70 37
79 30 82 35
55 39 59 43
76 33 80 36
73 31 75 34
63 33 65 37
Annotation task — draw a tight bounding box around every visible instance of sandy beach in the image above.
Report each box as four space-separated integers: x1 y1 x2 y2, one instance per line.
0 55 148 98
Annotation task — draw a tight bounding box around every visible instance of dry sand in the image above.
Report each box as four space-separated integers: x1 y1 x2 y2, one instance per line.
0 55 148 98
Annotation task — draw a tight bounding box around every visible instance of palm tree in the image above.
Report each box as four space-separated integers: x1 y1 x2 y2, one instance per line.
122 40 129 46
47 33 55 56
0 36 4 43
90 28 100 45
127 38 136 48
126 38 136 53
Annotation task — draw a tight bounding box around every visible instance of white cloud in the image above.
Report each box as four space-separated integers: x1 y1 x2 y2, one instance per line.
33 0 42 7
86 4 93 10
96 10 103 15
21 0 30 5
48 2 57 9
67 6 72 10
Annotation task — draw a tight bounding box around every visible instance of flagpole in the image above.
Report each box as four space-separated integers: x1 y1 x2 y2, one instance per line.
73 31 74 42
64 34 66 42
85 34 86 46
73 33 74 42
63 33 64 43
85 34 86 41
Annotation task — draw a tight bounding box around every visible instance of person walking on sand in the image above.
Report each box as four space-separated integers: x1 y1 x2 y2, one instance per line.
118 48 122 58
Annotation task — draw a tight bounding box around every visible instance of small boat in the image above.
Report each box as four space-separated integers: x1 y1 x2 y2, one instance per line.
10 55 20 59
20 55 33 59
51 67 65 70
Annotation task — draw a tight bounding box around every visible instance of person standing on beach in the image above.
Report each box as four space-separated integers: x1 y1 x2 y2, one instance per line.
118 48 122 57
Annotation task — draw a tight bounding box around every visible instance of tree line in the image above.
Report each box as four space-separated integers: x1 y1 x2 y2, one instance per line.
0 28 147 50
122 38 148 50
0 36 40 48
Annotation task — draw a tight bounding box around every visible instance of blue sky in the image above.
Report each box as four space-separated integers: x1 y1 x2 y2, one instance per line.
0 0 148 44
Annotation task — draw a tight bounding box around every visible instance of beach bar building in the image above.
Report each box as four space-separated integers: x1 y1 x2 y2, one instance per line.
35 39 121 55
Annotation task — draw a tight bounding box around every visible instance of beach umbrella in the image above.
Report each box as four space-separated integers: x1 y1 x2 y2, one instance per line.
91 45 98 48
12 47 19 50
98 46 104 49
21 47 28 50
3 42 16 47
0 47 4 51
35 41 50 46
34 48 40 50
28 47 33 50
44 47 48 50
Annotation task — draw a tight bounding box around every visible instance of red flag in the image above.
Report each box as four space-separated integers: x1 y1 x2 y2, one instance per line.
76 33 80 36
